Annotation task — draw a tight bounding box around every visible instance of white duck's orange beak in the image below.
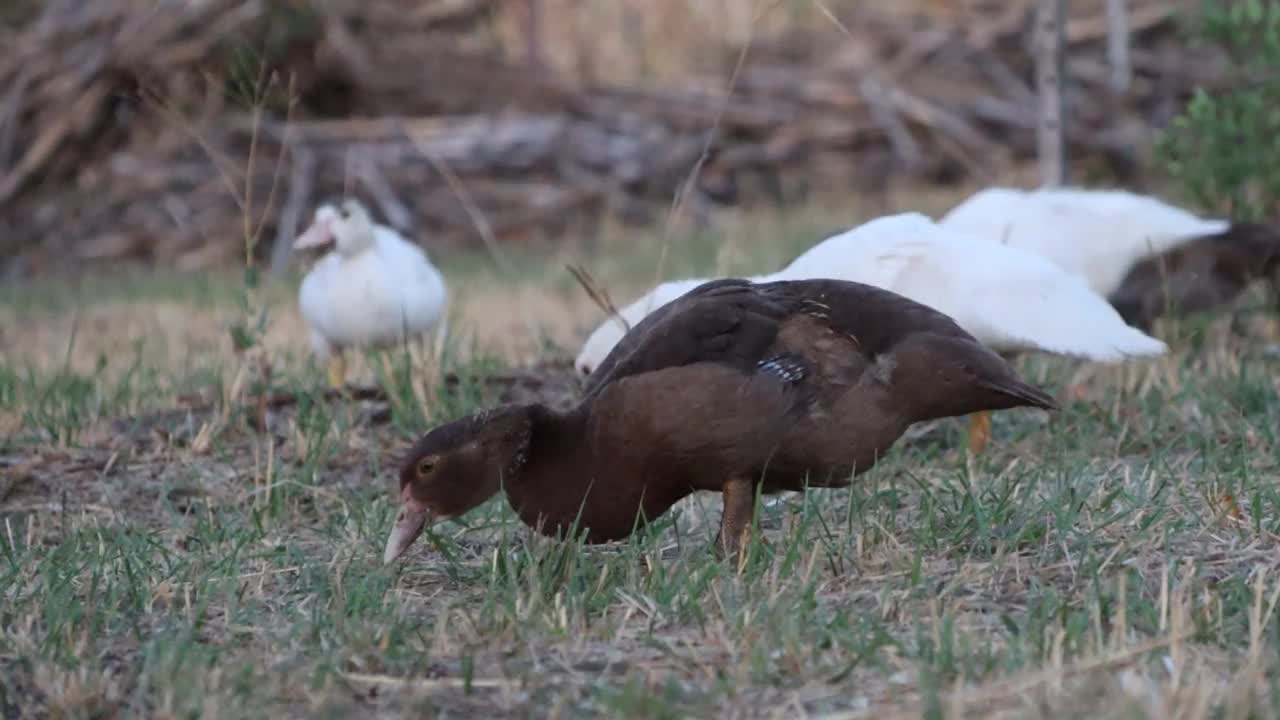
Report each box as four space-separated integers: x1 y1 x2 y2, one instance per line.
383 491 434 564
293 218 334 250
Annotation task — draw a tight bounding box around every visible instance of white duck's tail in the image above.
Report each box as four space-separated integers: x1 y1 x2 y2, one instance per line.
1097 324 1169 360
1017 308 1170 363
1012 294 1170 362
1045 312 1168 362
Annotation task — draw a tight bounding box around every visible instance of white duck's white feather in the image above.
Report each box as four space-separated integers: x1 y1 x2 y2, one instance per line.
938 186 1231 297
297 202 447 358
773 212 1167 360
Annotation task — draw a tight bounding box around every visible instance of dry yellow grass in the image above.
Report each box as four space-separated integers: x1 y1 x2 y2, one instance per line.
0 182 980 377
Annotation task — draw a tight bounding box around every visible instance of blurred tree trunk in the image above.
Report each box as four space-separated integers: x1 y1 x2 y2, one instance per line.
523 0 545 73
1035 0 1068 186
622 3 649 80
567 0 596 84
1106 0 1131 94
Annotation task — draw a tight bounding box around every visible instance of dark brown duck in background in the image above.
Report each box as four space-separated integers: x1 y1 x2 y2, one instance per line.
1107 223 1280 331
384 278 1057 564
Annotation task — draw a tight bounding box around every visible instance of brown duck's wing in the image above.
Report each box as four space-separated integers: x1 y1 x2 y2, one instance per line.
752 278 980 355
583 279 795 398
584 276 988 402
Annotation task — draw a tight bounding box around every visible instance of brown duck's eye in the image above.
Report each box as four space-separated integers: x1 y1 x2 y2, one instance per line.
417 457 436 476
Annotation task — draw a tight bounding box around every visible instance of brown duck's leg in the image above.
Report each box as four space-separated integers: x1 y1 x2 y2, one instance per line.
717 477 756 561
968 410 992 455
326 351 347 390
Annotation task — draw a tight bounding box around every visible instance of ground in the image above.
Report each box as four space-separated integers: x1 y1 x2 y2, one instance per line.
3 191 1280 719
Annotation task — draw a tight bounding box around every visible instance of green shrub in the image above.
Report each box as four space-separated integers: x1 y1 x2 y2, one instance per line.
1157 0 1280 220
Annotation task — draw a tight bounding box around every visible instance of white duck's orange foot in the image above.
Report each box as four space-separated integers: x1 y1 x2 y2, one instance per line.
326 354 347 390
968 410 992 455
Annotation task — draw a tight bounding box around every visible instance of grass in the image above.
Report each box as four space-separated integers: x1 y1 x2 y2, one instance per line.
4 200 1280 719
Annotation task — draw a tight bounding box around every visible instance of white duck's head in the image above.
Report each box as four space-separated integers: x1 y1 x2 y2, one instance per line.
294 200 376 257
573 315 631 377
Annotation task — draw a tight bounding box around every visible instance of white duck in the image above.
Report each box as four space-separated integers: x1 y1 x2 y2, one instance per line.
294 199 448 388
770 212 1167 452
938 186 1232 298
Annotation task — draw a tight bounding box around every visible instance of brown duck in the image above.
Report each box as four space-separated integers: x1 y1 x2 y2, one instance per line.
1108 223 1280 331
384 278 1057 563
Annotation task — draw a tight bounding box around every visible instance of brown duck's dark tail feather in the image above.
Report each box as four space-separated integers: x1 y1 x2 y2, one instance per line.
1215 222 1280 278
981 379 1058 412
1217 222 1280 250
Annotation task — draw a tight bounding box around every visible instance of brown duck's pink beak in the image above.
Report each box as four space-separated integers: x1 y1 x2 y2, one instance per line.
293 218 334 250
383 492 434 564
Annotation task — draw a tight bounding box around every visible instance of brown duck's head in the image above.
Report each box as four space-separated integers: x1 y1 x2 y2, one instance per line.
383 405 533 563
884 335 1057 420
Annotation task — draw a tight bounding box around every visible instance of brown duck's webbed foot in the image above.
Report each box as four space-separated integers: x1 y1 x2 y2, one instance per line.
716 477 758 565
968 410 992 455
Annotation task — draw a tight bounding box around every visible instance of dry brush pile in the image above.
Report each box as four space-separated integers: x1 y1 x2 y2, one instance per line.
0 0 1230 279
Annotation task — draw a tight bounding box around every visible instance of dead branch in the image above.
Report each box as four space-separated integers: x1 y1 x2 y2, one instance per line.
0 0 1232 277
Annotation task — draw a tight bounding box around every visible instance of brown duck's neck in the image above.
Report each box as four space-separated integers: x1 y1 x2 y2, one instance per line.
500 403 607 539
523 404 590 462
501 401 691 544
